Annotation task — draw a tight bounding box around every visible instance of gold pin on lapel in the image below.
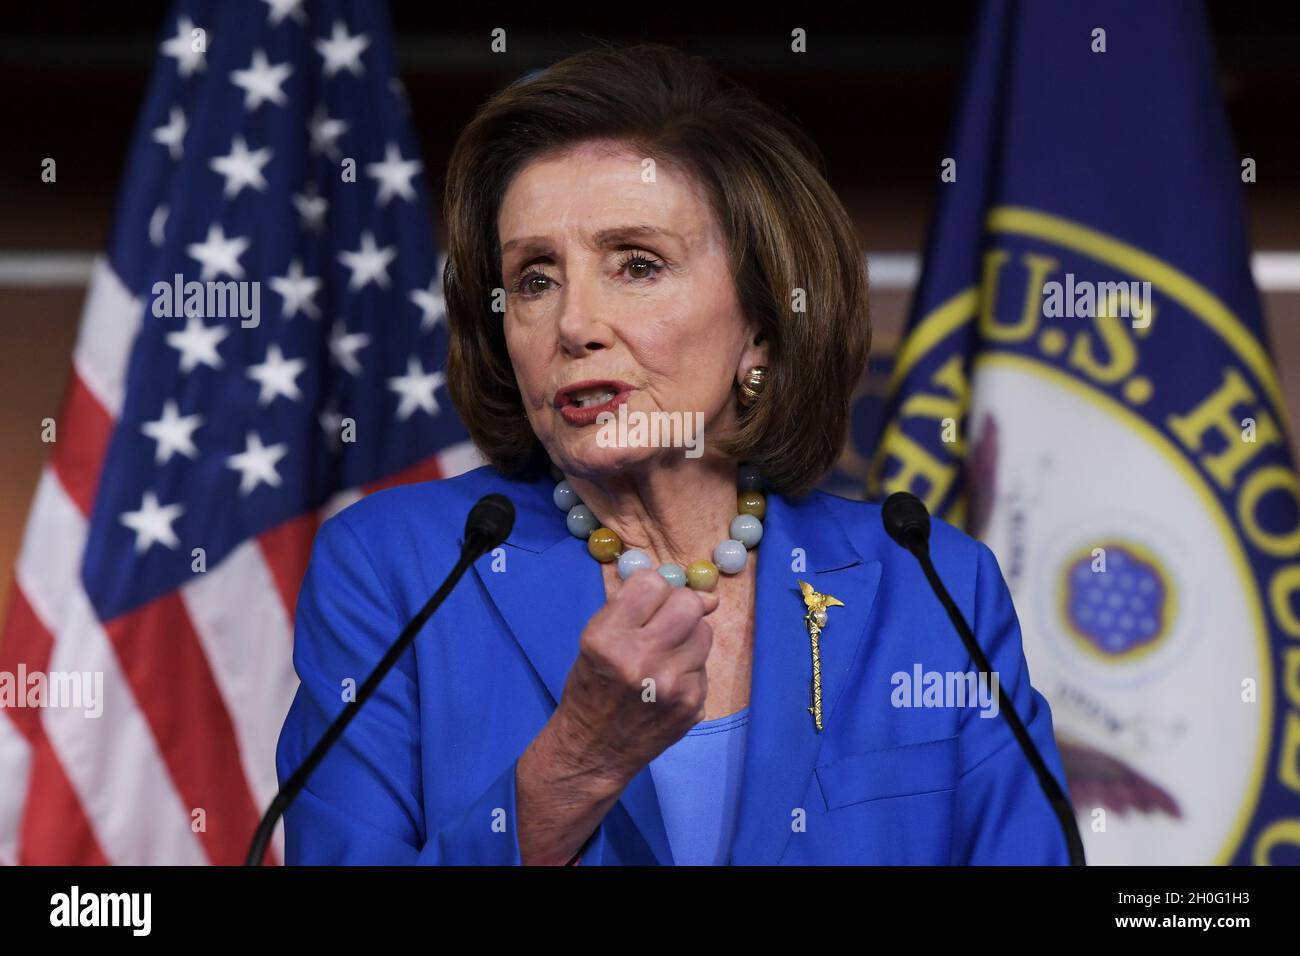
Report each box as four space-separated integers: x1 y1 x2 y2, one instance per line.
798 580 845 732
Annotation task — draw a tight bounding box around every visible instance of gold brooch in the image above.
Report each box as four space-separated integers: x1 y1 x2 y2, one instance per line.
799 580 845 732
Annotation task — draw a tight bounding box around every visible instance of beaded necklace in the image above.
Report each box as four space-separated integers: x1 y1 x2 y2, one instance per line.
553 465 766 591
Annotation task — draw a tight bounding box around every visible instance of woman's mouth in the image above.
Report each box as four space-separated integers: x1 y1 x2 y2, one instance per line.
554 380 634 425
572 387 617 408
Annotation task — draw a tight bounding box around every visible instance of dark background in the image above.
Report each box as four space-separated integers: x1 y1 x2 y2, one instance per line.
3 3 1298 251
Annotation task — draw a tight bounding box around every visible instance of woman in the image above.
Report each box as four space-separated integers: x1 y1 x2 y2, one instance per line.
276 43 1073 865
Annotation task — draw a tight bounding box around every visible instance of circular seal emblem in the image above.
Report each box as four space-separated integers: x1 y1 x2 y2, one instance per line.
1059 540 1173 661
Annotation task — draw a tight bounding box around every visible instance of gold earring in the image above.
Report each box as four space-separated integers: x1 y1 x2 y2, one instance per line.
738 366 767 408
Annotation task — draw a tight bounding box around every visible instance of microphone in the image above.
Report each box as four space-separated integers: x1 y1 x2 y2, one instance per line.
246 493 516 866
463 492 516 556
880 491 1086 866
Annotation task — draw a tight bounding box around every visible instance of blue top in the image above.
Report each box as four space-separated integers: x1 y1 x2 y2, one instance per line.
276 463 1073 865
649 706 751 865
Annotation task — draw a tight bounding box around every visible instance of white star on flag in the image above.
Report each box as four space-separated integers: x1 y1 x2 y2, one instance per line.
227 432 290 495
292 185 328 234
338 231 396 290
328 321 371 376
269 259 322 319
247 344 307 405
152 107 187 160
209 136 274 199
140 399 203 464
409 279 445 331
149 204 169 246
186 223 250 280
308 104 349 159
387 356 445 420
160 16 206 78
260 0 307 27
365 143 422 206
319 403 345 452
389 77 410 113
230 49 292 111
166 315 229 373
315 20 370 77
120 491 184 553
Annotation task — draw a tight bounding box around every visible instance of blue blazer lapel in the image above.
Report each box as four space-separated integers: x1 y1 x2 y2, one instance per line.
472 474 674 865
729 490 882 865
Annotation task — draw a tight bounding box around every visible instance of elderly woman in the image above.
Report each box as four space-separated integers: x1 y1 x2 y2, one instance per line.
276 44 1072 866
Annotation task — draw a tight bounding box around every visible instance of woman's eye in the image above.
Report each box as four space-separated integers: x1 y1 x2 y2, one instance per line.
619 252 664 281
512 252 663 298
514 270 552 296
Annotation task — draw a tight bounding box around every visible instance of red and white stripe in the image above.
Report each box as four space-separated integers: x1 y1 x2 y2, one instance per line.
0 257 485 865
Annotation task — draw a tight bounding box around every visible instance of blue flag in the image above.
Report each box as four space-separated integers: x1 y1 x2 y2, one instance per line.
870 0 1299 865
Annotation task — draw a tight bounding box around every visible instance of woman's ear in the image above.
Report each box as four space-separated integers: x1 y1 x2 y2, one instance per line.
737 327 770 381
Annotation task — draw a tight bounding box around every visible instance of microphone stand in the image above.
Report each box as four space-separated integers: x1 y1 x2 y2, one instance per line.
246 495 513 866
883 492 1087 866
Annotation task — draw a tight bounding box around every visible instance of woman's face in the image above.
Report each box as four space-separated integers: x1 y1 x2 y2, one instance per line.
497 139 766 479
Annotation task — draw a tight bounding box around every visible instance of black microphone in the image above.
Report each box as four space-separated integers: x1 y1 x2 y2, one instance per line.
463 492 516 556
246 493 515 866
881 491 1086 866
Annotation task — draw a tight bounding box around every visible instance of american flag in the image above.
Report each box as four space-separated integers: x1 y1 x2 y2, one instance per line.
0 0 482 865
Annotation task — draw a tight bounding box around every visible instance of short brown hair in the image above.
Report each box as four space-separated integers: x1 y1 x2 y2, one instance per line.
443 43 870 498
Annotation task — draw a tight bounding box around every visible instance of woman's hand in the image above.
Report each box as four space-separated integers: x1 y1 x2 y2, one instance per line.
559 567 718 781
516 568 717 864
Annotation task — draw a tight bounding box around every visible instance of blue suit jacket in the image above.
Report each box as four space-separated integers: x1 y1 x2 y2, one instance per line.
276 465 1074 865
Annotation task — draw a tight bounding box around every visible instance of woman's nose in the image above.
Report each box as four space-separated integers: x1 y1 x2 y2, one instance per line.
555 270 613 356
